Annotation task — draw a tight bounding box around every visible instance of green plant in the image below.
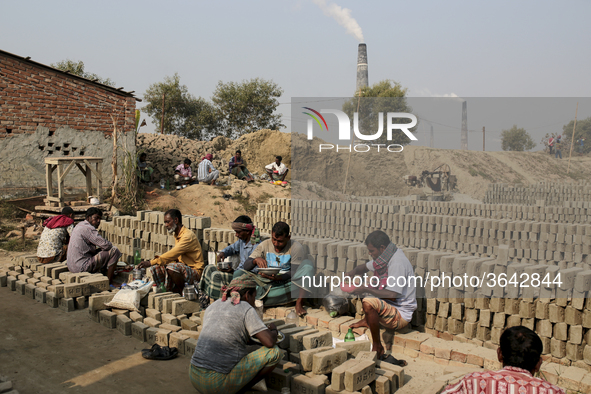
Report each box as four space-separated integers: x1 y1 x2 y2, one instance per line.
0 200 24 220
0 239 38 252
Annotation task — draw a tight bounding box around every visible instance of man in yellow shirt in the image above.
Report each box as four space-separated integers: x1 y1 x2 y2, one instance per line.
138 209 204 295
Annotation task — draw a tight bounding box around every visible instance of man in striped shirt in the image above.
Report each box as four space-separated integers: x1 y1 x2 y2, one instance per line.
198 153 219 185
67 207 121 285
442 326 565 394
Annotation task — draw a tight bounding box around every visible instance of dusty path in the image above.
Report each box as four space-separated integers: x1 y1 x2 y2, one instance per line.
0 286 193 394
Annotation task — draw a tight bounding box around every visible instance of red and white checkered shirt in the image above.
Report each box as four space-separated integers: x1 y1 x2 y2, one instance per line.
442 366 565 394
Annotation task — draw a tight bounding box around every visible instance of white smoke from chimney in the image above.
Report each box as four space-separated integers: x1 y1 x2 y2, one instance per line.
312 0 364 42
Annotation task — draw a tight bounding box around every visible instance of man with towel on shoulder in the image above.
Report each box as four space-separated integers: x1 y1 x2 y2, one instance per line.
190 274 281 394
199 215 260 301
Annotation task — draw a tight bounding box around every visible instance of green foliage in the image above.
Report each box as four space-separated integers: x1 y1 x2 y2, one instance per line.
51 59 115 87
501 125 535 151
212 78 284 138
342 80 415 145
142 73 219 139
562 116 591 154
0 238 38 252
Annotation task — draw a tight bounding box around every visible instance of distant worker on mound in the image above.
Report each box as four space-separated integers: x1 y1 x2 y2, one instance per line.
229 150 254 182
67 207 121 285
175 158 197 189
198 153 220 186
37 206 75 264
138 153 155 185
265 156 288 182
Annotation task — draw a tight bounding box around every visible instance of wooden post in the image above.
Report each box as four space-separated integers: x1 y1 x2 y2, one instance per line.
45 163 53 199
567 103 578 174
56 164 64 207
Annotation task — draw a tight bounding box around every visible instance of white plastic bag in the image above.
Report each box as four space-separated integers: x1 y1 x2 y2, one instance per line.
105 280 153 312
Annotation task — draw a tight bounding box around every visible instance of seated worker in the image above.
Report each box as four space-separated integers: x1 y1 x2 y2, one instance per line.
67 207 122 284
138 209 204 294
234 221 315 317
199 215 260 301
442 326 565 394
229 150 254 182
345 230 416 360
265 156 289 182
137 152 154 185
197 153 219 186
174 158 197 189
190 275 281 394
37 206 75 264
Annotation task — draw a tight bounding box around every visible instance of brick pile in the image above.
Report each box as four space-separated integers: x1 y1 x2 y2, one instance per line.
484 181 591 206
360 198 591 225
98 211 211 264
255 198 292 234
283 200 591 266
1 255 111 312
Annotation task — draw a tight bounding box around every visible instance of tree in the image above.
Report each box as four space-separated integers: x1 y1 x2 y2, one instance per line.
562 116 591 154
142 73 218 139
342 80 415 145
51 59 115 87
501 125 535 151
211 78 284 138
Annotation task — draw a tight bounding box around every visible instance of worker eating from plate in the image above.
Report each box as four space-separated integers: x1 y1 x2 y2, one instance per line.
233 221 315 317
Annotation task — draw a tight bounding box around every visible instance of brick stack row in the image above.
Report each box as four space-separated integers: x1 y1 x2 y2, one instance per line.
98 210 211 264
201 227 270 253
360 197 591 224
255 197 292 233
484 181 591 206
0 255 111 312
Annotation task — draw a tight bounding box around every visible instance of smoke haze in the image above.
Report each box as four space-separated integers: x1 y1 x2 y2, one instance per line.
313 0 364 42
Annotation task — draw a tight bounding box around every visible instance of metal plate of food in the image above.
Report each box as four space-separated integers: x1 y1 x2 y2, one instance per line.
251 330 285 344
257 268 281 275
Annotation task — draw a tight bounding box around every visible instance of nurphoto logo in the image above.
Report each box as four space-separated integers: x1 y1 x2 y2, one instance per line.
302 107 417 152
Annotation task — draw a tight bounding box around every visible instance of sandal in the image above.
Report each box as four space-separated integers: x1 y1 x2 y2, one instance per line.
141 344 179 360
380 354 407 367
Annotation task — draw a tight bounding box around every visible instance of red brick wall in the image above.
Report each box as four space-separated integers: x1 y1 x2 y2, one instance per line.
0 53 136 138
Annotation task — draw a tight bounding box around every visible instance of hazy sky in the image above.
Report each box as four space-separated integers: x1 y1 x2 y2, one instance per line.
2 0 590 150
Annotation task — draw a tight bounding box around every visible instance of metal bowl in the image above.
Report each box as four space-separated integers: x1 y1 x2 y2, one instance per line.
251 330 285 345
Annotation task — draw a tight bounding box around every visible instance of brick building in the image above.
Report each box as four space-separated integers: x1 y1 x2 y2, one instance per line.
0 49 139 194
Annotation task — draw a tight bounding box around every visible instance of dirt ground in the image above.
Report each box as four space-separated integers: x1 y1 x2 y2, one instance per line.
0 272 193 394
144 180 291 229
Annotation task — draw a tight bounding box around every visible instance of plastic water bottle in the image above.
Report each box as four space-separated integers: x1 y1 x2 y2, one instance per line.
160 179 166 189
286 309 298 326
345 328 356 342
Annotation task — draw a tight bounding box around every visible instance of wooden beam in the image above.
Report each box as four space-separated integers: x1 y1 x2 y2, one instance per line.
59 160 77 183
83 160 103 182
75 163 87 177
57 164 64 207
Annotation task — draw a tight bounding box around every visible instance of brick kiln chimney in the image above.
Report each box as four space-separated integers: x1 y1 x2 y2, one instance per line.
356 43 368 93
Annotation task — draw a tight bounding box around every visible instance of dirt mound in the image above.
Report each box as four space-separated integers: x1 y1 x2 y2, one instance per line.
137 129 291 183
145 180 290 229
291 133 591 200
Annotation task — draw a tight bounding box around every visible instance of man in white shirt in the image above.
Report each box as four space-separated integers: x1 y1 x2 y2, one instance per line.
345 230 417 360
198 153 219 185
265 156 288 182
